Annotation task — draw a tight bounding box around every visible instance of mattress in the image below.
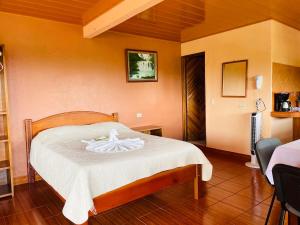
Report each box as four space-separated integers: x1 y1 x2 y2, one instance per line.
30 122 212 224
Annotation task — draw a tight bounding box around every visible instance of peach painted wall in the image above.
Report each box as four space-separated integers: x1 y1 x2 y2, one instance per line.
181 21 273 155
0 12 182 177
271 21 300 143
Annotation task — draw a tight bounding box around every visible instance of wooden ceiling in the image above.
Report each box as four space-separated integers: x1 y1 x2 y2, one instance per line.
0 0 300 42
0 0 99 24
116 0 300 42
112 0 205 41
180 0 300 42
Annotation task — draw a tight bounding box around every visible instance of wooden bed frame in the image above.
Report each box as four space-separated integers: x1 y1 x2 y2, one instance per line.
24 111 205 225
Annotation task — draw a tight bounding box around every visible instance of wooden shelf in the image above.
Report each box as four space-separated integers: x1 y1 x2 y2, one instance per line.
131 125 162 136
0 184 12 198
271 111 300 140
0 45 13 197
271 111 300 118
0 160 10 171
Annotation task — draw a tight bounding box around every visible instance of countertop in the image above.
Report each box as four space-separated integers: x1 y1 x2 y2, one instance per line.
271 111 300 118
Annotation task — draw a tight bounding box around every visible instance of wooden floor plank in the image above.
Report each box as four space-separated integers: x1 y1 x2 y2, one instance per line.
0 152 289 225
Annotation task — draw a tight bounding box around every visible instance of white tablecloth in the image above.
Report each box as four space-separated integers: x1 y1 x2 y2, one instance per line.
265 139 300 184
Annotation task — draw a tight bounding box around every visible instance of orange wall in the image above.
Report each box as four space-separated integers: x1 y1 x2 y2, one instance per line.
0 12 182 177
181 21 273 155
271 21 300 143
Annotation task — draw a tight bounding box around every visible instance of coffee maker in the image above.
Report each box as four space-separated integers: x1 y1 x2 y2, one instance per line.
274 93 290 112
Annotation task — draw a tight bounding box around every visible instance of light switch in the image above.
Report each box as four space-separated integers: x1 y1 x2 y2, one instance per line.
211 98 215 105
239 103 247 109
136 113 143 118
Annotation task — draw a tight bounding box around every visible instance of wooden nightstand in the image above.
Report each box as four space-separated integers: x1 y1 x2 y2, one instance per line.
131 125 162 136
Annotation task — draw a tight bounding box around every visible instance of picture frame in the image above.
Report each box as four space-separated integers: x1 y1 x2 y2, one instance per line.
222 60 248 97
126 49 158 82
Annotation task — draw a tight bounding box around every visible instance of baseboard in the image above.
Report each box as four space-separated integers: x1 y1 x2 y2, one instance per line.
14 175 42 186
14 176 28 185
200 146 250 162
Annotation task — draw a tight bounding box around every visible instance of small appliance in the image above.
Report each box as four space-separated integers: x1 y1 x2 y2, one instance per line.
274 93 290 112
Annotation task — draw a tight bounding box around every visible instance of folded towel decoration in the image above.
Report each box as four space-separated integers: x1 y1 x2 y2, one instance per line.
82 129 144 153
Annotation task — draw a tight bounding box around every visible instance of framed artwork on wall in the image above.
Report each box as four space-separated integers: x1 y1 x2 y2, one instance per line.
222 59 248 97
126 49 158 82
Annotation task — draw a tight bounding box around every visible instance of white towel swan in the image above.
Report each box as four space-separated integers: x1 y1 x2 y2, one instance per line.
82 129 144 153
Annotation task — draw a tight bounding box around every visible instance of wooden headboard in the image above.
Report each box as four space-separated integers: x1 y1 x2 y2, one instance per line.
24 111 118 183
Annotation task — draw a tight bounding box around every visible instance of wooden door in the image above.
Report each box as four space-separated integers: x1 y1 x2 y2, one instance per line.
182 53 206 142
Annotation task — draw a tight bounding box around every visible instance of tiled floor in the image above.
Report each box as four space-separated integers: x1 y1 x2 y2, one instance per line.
0 152 287 225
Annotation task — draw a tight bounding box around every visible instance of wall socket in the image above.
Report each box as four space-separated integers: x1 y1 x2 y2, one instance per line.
239 103 247 109
136 113 143 118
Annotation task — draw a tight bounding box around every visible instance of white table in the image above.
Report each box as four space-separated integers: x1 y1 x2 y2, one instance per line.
265 139 300 185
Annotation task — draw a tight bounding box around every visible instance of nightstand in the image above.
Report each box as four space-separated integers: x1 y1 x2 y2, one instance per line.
131 125 162 136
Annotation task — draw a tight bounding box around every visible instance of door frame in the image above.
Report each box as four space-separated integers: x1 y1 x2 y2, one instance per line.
181 52 206 142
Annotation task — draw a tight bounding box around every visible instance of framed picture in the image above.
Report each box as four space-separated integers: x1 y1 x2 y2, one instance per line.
126 49 158 82
222 60 248 97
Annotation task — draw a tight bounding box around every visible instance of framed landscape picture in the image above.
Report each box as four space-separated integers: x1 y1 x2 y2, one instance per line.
126 49 158 82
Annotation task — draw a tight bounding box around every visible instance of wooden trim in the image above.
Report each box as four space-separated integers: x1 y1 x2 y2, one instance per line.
125 49 158 83
92 164 201 214
83 0 164 38
131 125 162 136
221 59 248 98
131 125 162 132
271 111 300 118
13 176 27 186
202 146 250 162
181 56 187 141
29 111 118 137
0 45 14 196
24 119 35 183
14 174 42 186
82 0 123 25
194 164 206 199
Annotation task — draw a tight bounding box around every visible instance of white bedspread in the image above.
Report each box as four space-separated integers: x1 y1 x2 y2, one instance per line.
30 122 212 224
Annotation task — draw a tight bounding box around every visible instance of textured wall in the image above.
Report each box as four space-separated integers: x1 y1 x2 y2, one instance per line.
182 21 273 155
271 21 300 143
0 12 182 177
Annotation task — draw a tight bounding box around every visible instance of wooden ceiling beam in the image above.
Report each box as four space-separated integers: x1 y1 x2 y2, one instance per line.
82 0 124 25
83 0 165 38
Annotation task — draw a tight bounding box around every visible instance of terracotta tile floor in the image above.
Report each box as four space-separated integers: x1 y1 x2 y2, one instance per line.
0 152 288 225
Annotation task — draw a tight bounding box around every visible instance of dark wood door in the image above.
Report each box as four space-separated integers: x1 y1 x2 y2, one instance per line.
183 53 206 142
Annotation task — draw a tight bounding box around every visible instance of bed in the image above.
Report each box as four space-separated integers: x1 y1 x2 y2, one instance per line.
24 111 212 225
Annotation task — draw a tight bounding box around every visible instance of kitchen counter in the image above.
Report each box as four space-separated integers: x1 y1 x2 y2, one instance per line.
271 111 300 140
271 111 300 118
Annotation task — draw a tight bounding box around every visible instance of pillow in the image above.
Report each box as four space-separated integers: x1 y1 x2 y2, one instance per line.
34 122 132 142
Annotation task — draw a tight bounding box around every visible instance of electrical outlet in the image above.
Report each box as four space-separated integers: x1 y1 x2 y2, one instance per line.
211 98 215 105
239 103 247 109
136 113 143 118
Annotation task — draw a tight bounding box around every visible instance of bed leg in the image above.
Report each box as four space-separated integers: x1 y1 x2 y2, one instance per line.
194 165 206 200
25 119 36 183
194 177 200 200
28 165 36 184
